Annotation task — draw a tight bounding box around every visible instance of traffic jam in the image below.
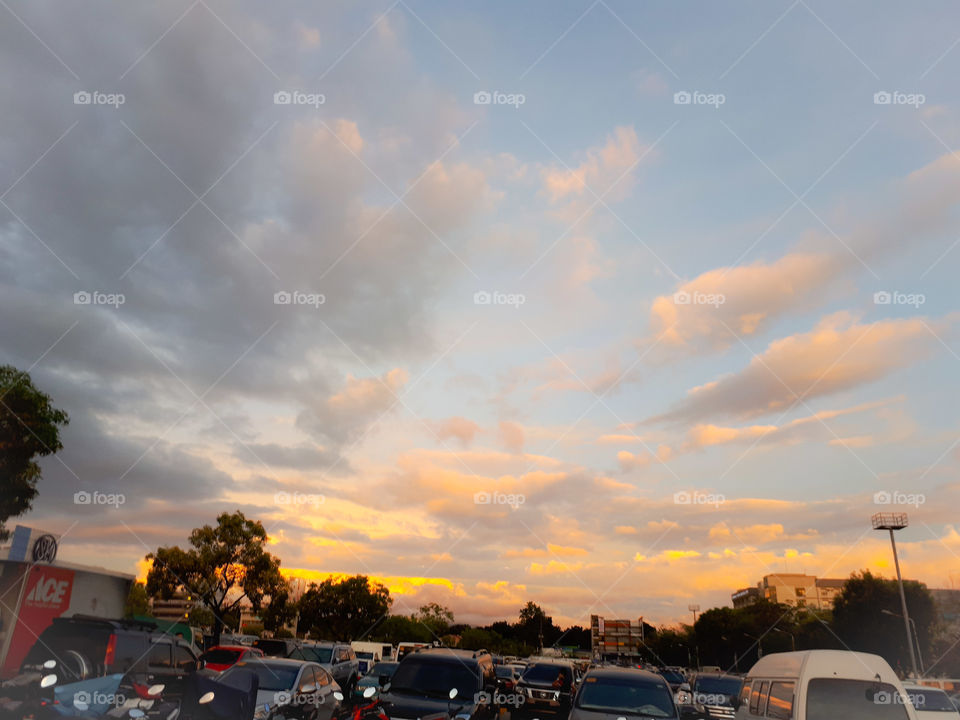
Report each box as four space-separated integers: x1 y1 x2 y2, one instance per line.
2 617 960 720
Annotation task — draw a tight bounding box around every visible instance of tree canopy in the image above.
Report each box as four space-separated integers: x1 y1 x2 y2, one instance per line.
297 574 392 640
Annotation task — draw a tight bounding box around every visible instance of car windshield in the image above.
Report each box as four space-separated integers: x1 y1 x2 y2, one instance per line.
523 664 571 686
200 648 242 665
301 646 334 663
661 671 685 684
496 666 515 678
369 662 398 677
907 688 956 712
694 677 742 696
806 679 911 719
357 651 374 659
389 659 479 700
576 678 676 718
254 640 289 656
222 663 298 692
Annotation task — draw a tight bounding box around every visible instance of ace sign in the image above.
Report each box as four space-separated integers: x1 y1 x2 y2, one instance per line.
2 565 74 675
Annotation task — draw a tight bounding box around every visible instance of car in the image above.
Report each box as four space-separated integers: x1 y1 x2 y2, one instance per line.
254 637 302 658
734 650 919 720
380 647 497 720
19 615 201 700
514 658 579 720
495 664 523 694
290 642 360 695
354 661 400 701
199 644 265 672
221 657 342 720
570 666 679 720
660 668 687 692
903 684 960 718
678 674 743 719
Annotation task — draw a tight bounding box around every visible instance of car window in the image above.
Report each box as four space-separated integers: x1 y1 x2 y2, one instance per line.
148 643 171 669
389 658 481 700
299 666 318 692
905 688 956 711
200 648 243 665
289 648 307 660
766 681 794 719
805 679 911 720
173 645 195 670
750 681 766 714
739 682 752 710
316 667 332 687
576 677 675 717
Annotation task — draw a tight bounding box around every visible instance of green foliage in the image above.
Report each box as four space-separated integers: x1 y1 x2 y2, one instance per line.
187 606 216 628
413 602 455 636
261 583 298 633
145 511 284 644
0 366 69 540
124 581 152 619
297 575 392 640
372 614 432 645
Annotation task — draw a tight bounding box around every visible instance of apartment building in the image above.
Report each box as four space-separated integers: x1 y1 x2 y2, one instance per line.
732 574 846 610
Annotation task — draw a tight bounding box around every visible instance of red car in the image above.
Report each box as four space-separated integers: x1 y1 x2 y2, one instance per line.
198 645 264 672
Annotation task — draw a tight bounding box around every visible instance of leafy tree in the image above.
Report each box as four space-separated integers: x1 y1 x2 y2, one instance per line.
414 602 455 635
187 606 216 629
145 511 284 645
832 570 935 672
517 602 557 649
372 614 432 645
0 366 69 540
297 575 392 640
124 581 152 618
261 582 298 634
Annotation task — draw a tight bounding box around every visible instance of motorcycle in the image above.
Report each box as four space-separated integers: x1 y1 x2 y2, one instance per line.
336 686 389 720
0 659 59 718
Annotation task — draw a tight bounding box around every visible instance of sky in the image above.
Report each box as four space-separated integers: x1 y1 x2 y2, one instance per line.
2 0 960 628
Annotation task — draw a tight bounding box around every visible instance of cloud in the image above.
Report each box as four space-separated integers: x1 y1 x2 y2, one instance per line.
434 416 481 446
652 313 940 424
297 368 408 444
499 421 525 453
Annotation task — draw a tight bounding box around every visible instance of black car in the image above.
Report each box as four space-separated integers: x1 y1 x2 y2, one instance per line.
678 674 743 720
514 659 578 720
253 637 302 658
380 648 496 720
659 668 686 692
19 615 201 700
570 667 678 720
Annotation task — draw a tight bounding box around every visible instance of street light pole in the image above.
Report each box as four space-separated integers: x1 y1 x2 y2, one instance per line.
872 513 919 677
688 605 700 670
883 610 925 675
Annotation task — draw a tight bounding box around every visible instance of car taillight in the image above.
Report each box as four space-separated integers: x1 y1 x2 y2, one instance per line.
104 634 117 667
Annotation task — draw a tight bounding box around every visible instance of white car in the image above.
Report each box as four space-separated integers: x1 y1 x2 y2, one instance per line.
903 684 960 718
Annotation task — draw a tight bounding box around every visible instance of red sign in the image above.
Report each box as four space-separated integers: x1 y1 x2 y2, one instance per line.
2 565 74 675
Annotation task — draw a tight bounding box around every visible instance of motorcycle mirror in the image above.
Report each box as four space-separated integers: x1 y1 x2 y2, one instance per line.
333 691 344 701
40 674 57 688
148 684 165 696
43 660 57 669
199 691 215 704
364 686 377 698
449 688 458 700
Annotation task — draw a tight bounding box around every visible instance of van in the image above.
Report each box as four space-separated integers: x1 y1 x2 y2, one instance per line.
351 641 394 673
734 650 919 720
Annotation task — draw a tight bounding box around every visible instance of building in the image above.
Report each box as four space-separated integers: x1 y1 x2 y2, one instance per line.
150 592 196 622
731 574 847 610
590 615 648 660
0 525 134 677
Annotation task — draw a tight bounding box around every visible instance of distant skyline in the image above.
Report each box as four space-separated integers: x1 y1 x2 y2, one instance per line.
2 0 960 627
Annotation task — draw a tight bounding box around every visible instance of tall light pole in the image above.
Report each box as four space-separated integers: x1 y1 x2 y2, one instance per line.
883 609 925 675
689 604 700 625
689 605 700 669
872 513 919 677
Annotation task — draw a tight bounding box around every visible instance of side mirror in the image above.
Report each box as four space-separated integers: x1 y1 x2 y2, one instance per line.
40 674 57 688
449 688 458 700
147 684 165 697
364 686 377 698
334 691 344 702
199 691 215 704
301 684 317 694
43 660 57 670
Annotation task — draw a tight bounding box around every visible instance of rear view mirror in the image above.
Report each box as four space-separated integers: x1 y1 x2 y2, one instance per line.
334 691 344 701
147 684 165 697
40 674 57 688
364 686 377 698
199 691 215 704
43 660 57 669
449 688 458 700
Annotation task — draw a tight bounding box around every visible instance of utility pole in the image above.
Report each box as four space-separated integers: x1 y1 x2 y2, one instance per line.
689 605 700 670
873 513 919 677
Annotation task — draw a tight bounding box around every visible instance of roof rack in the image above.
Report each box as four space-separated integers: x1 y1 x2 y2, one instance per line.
67 614 159 631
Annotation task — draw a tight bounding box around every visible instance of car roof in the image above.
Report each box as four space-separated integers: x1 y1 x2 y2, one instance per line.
526 658 575 666
744 650 897 683
411 648 485 662
205 645 249 651
586 667 667 683
236 657 312 668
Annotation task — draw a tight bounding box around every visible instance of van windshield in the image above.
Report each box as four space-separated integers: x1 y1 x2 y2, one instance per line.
905 688 956 712
806 679 911 720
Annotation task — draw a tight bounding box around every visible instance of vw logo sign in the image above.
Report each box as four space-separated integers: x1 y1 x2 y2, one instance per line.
32 534 58 563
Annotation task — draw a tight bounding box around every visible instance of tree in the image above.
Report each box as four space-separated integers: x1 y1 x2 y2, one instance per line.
124 581 152 618
261 582 298 634
832 570 936 672
517 602 557 649
373 614 432 645
187 606 216 629
297 575 392 640
413 602 455 636
0 366 69 540
145 511 284 645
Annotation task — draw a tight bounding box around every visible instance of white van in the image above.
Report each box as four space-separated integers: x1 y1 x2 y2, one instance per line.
734 650 919 720
351 641 393 673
